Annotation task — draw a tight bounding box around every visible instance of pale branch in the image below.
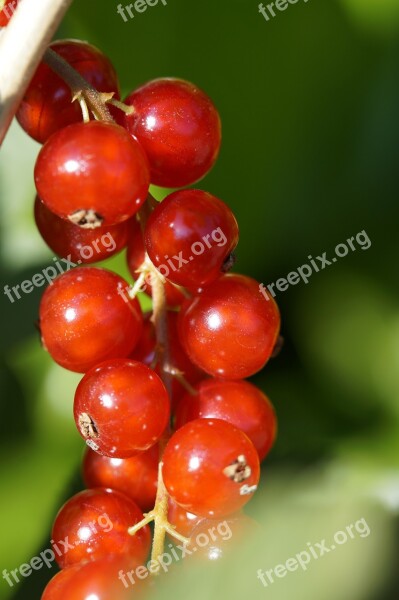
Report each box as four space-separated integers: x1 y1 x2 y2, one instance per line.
0 0 74 145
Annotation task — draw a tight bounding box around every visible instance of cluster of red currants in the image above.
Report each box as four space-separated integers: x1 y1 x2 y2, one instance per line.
16 40 280 600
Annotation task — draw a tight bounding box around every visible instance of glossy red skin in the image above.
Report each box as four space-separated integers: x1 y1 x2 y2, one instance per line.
83 445 158 511
175 379 277 461
39 267 143 373
74 359 170 457
34 121 150 226
17 40 120 144
127 218 186 306
129 313 156 366
167 498 203 537
51 488 151 568
0 0 17 26
162 419 260 518
124 78 221 188
178 274 280 379
41 556 145 600
144 189 239 290
34 196 129 263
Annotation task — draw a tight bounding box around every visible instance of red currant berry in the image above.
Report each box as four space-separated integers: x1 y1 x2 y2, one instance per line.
74 358 170 457
167 498 203 537
39 267 143 373
83 445 158 512
178 274 280 379
17 40 120 144
144 189 239 290
129 312 156 366
162 419 260 518
51 488 150 568
0 0 17 26
34 121 150 227
175 379 277 461
127 218 186 306
41 556 146 600
34 196 129 263
123 78 221 188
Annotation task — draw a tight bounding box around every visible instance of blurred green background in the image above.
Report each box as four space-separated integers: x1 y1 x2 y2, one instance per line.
1 0 399 598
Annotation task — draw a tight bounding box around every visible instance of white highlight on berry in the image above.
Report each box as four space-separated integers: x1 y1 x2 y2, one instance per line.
64 308 77 322
240 484 257 496
188 456 201 471
86 439 100 452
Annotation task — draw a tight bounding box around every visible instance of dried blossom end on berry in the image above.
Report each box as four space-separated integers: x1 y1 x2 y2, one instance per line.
78 412 99 440
223 455 252 483
68 209 104 229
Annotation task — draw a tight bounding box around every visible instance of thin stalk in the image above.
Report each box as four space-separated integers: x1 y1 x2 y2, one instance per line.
43 48 115 123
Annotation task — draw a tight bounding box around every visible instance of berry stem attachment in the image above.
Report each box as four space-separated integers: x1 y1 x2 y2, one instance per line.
73 93 91 123
150 462 169 564
151 258 173 398
43 49 115 123
137 198 173 397
128 462 190 568
163 365 198 395
106 96 135 115
126 272 147 300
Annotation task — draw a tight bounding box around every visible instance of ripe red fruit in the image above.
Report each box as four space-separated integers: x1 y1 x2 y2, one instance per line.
51 488 151 568
34 196 128 263
83 445 158 511
144 189 239 290
39 267 143 373
129 313 156 366
74 359 170 457
162 419 260 518
167 498 203 537
175 379 277 461
41 556 145 600
178 274 280 379
34 121 150 227
17 40 120 144
127 218 186 307
123 78 221 188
